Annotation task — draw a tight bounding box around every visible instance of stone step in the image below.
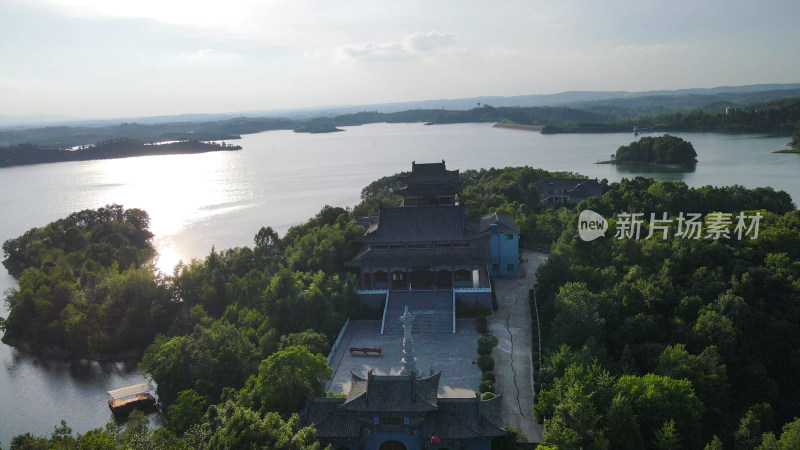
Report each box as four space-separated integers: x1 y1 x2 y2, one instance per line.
382 290 455 334
382 312 453 334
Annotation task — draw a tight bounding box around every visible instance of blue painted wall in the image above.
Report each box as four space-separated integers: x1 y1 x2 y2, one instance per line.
488 232 519 278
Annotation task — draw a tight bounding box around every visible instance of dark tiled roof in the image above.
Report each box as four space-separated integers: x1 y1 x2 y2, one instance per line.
398 184 460 197
419 397 507 439
568 178 602 198
478 395 506 430
479 212 521 234
302 378 508 442
361 205 479 243
339 372 440 413
399 161 459 184
534 178 602 198
346 239 493 268
301 398 362 439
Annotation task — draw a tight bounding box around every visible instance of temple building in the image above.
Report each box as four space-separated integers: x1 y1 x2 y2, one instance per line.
397 160 460 207
347 161 518 334
534 177 602 206
302 307 507 450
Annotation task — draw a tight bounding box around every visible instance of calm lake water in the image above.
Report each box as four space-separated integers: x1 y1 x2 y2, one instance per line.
0 122 798 442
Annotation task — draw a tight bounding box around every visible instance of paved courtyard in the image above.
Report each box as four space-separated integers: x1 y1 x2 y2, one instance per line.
326 253 549 445
327 319 482 398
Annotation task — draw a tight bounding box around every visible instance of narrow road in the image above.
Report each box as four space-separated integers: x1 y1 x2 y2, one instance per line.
488 250 548 444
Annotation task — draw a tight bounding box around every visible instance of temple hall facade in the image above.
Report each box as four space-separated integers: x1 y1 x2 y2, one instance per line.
347 161 519 334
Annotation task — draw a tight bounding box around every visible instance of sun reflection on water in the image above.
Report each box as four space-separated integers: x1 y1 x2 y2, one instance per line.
88 152 250 273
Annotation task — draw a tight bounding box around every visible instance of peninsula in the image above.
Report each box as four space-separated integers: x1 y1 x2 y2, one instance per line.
492 119 543 132
0 138 240 167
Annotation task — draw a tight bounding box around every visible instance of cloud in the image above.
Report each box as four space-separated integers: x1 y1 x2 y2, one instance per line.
189 48 214 58
614 43 688 53
340 41 405 61
338 31 458 62
404 31 455 52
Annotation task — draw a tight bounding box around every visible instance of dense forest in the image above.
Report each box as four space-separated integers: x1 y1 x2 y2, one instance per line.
4 166 800 448
0 138 240 167
612 135 698 165
532 178 800 449
0 205 167 358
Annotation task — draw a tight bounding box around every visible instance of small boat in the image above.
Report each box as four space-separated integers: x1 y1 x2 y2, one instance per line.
107 383 157 416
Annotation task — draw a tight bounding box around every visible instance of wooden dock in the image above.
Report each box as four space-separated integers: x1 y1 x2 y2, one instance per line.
107 384 157 415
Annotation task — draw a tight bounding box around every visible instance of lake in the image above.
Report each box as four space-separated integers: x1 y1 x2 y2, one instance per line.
0 122 797 442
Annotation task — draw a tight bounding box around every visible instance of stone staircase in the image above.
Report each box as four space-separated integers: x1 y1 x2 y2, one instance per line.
382 290 454 334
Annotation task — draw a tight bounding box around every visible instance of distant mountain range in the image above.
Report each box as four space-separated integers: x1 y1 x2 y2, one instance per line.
246 83 800 118
1 83 799 129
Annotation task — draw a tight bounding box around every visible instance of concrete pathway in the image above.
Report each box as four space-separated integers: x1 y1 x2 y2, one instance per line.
488 250 549 444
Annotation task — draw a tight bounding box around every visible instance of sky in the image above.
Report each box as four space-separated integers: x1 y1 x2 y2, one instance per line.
1 0 799 119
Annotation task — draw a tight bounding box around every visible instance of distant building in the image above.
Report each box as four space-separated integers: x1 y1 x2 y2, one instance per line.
398 160 460 207
534 178 602 206
302 307 506 450
479 212 520 277
725 105 744 115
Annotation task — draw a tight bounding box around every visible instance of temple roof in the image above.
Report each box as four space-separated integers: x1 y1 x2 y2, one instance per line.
300 398 361 438
419 396 507 439
360 205 480 243
398 161 459 184
479 212 521 234
339 371 440 413
302 388 507 440
398 183 461 197
346 239 492 268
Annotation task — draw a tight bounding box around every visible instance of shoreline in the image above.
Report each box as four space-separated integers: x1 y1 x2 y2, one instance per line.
0 140 242 168
492 121 543 132
1 336 143 364
595 159 697 169
772 149 800 154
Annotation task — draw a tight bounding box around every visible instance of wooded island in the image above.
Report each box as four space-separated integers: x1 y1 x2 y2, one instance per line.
597 134 698 166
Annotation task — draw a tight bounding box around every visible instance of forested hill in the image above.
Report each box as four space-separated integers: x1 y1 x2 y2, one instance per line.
542 97 800 136
533 179 800 449
0 138 240 167
2 96 800 157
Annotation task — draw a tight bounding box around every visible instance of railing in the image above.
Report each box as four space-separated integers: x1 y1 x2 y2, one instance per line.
356 289 389 295
379 291 390 335
453 287 492 292
452 290 456 333
326 317 350 366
